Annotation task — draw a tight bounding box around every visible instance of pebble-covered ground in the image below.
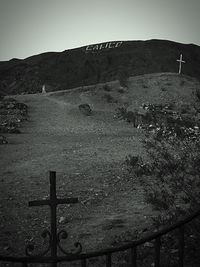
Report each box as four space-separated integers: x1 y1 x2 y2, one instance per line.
0 91 154 259
1 73 199 266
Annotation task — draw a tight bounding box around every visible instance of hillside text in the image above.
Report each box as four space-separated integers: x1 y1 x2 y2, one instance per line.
85 41 123 52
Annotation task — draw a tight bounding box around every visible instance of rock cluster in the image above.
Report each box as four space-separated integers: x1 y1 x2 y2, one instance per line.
117 102 200 140
0 98 28 142
0 135 8 144
137 103 200 141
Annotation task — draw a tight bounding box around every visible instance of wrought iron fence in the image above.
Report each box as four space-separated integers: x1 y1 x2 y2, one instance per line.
0 171 200 267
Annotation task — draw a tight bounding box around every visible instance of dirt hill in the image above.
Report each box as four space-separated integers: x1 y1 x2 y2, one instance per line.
0 39 200 95
49 72 200 113
1 72 200 258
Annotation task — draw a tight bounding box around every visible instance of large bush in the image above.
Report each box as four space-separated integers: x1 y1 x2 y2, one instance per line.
126 137 200 215
125 125 200 264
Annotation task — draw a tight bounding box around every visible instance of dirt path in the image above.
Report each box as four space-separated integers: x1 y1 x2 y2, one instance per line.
0 92 154 255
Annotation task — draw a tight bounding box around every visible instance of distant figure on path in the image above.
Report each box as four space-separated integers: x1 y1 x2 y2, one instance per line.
42 84 46 94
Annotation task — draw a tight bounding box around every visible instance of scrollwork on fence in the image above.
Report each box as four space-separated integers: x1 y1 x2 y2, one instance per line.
25 229 51 257
57 230 82 256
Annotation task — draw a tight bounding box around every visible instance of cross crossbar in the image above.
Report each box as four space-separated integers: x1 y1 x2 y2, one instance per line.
28 171 79 266
29 198 78 207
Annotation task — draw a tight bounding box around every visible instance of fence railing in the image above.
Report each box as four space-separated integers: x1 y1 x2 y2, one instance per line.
0 171 199 267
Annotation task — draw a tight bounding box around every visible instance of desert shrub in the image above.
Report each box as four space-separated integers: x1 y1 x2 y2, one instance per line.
179 103 190 114
78 103 92 116
196 88 200 101
118 88 126 94
116 107 137 125
102 93 116 103
127 137 200 211
123 102 200 264
0 135 8 144
103 84 111 92
5 98 16 102
180 80 185 86
125 136 200 263
119 70 129 88
165 82 172 86
8 128 21 134
125 107 200 206
115 107 127 118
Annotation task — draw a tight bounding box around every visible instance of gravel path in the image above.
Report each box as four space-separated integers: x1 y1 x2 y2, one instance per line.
0 92 154 256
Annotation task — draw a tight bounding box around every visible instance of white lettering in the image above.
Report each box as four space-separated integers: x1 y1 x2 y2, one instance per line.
86 45 93 51
85 41 123 52
99 44 105 50
115 41 123 48
93 45 99 50
108 42 115 48
105 43 109 49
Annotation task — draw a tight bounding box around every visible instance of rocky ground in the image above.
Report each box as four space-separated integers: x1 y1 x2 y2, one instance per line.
0 90 155 261
1 73 200 266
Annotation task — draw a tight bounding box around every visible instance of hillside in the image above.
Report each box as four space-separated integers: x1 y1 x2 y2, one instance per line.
0 39 200 95
1 72 200 257
49 72 200 113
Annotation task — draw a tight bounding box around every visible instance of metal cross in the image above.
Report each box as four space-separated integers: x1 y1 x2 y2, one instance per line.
29 171 78 264
176 54 186 74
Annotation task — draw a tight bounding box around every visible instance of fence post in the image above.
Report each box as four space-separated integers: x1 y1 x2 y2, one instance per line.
130 247 137 267
178 225 184 267
155 237 161 267
81 259 87 267
106 253 112 267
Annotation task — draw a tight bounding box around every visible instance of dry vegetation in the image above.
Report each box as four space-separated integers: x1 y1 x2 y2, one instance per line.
0 73 200 266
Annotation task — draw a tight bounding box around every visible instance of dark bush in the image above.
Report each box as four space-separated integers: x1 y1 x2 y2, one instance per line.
116 107 137 126
118 88 126 94
102 93 116 103
103 84 111 92
78 103 92 116
0 135 8 144
196 89 200 101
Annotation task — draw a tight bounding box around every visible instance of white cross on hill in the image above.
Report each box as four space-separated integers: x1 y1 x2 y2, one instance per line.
176 54 186 74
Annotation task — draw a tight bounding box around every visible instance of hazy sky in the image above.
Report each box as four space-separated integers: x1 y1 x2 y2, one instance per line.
0 0 200 61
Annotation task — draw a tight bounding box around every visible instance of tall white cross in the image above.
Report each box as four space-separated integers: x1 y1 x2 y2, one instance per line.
176 54 185 74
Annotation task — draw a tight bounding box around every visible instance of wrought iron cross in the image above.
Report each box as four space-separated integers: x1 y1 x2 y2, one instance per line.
26 171 82 266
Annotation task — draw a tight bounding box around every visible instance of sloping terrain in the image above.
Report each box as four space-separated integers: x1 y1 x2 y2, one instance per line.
0 39 200 95
1 73 200 257
0 84 146 256
51 72 200 112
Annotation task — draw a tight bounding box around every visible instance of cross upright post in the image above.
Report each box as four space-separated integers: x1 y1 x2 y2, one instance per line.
50 171 58 261
176 54 186 74
28 171 79 266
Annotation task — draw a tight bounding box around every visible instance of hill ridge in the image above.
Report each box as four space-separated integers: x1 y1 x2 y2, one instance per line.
0 39 200 95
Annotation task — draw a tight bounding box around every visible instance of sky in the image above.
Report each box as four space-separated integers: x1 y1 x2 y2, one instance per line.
0 0 200 61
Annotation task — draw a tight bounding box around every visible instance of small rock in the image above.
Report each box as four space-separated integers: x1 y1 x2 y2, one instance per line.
144 242 154 248
59 216 69 224
171 249 178 253
4 245 11 251
142 228 148 232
